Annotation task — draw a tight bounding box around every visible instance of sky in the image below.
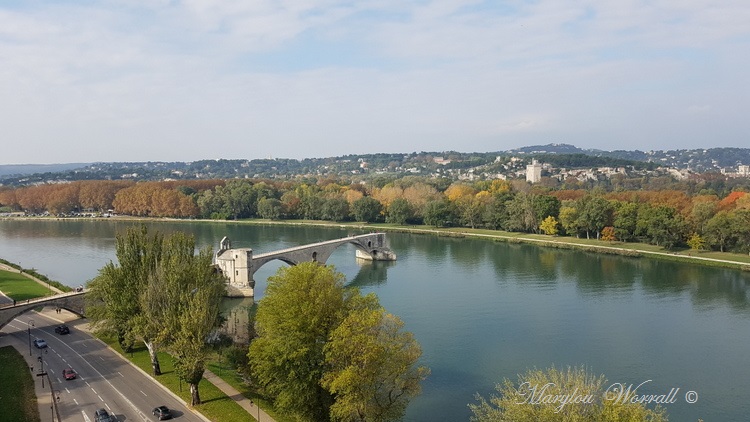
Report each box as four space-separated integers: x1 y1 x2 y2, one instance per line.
1 1 749 164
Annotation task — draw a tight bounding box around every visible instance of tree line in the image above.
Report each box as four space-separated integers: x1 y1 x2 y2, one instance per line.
2 177 749 253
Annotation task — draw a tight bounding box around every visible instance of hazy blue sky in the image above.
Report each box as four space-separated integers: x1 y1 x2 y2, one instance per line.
1 1 748 164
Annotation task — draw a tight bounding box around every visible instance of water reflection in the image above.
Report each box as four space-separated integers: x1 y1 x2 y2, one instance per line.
348 259 395 288
2 220 750 421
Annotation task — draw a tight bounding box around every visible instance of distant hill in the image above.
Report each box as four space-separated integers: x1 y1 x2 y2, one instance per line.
510 144 750 170
0 163 90 177
2 145 750 187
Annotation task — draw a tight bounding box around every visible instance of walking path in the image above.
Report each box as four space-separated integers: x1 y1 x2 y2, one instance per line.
203 370 274 422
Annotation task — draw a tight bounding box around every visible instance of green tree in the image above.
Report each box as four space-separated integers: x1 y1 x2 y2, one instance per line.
386 197 413 225
249 262 428 421
86 225 164 374
322 300 429 422
577 196 612 239
297 184 325 220
249 263 351 421
533 195 561 224
636 205 686 249
469 366 668 422
258 197 283 220
482 192 514 230
423 199 453 227
505 193 536 232
690 201 717 234
322 197 351 222
612 201 639 242
147 232 226 406
352 196 383 223
704 211 736 252
558 205 580 237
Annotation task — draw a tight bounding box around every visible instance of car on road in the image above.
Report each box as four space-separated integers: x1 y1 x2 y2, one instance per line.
152 405 173 420
62 368 77 380
94 408 114 422
33 339 47 348
55 324 70 335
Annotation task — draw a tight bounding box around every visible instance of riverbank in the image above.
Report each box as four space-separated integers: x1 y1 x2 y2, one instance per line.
5 214 750 271
0 259 68 294
202 218 750 272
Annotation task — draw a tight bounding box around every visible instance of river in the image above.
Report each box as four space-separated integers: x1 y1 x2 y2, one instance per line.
1 219 749 421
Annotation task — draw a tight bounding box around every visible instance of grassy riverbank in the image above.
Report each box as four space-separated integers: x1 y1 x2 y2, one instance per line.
0 268 52 300
6 215 750 271
215 218 750 272
0 346 40 422
0 258 72 294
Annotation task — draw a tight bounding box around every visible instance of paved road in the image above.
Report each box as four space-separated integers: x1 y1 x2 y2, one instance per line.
1 312 208 422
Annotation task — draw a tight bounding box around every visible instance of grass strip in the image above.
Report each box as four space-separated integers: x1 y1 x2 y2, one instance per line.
98 335 251 422
206 357 293 422
0 269 53 301
0 346 41 422
232 219 750 270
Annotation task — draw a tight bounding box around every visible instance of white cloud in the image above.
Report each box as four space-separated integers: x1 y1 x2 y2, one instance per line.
0 0 748 163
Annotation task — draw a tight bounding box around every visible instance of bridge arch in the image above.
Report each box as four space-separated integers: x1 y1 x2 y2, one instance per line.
215 233 396 297
0 291 86 330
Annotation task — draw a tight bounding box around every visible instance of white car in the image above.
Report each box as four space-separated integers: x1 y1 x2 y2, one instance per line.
33 339 48 348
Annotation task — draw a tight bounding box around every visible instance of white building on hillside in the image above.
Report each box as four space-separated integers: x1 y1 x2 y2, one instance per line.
526 159 542 183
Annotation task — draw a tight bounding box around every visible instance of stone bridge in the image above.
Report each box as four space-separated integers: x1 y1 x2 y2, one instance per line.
0 233 397 326
215 232 396 297
0 290 86 330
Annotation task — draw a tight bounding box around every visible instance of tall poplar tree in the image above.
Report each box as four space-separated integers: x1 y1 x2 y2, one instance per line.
87 225 164 373
148 232 226 406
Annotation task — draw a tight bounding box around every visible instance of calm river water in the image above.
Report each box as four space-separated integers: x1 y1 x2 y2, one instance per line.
1 219 749 421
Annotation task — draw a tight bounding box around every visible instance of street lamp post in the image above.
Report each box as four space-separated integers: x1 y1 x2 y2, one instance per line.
27 319 35 356
38 348 48 388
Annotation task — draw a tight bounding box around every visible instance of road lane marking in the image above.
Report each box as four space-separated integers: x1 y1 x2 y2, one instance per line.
74 398 79 405
81 410 89 421
65 388 70 393
118 371 124 377
98 394 104 402
140 390 147 396
92 388 98 394
13 315 154 421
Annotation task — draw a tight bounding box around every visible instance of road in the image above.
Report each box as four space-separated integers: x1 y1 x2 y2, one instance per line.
1 312 208 422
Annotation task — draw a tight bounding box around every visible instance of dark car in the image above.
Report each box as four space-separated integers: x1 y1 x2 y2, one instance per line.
152 406 172 420
94 408 113 422
62 368 77 380
55 324 70 335
33 339 47 348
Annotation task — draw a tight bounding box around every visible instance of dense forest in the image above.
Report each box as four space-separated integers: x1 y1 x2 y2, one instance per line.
1 176 749 254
